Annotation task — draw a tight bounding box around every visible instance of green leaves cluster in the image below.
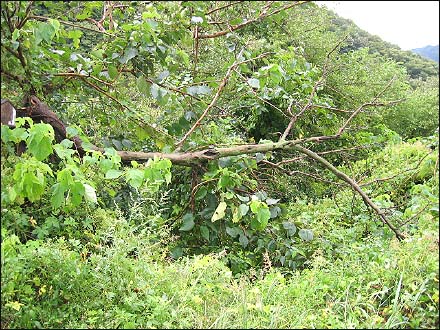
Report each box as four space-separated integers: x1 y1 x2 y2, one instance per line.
1 119 172 213
115 157 172 192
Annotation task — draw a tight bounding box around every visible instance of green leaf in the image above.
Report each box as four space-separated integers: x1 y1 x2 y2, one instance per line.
150 83 167 100
157 70 170 82
105 169 123 179
200 225 209 240
83 184 97 203
35 22 56 44
256 208 270 228
125 169 144 188
67 30 83 48
266 198 280 205
27 123 54 161
187 85 212 96
211 201 227 222
179 213 195 231
51 183 66 209
282 221 297 236
270 206 281 218
298 229 313 241
12 29 20 42
198 85 212 95
226 226 241 238
239 234 249 248
90 49 103 59
249 200 261 213
239 204 249 216
247 78 260 89
119 47 138 64
170 247 183 259
236 194 250 202
108 65 118 79
250 200 270 230
48 19 61 35
195 186 208 200
70 181 85 206
136 76 150 95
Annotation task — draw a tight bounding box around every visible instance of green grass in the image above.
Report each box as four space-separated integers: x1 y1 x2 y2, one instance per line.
2 218 438 329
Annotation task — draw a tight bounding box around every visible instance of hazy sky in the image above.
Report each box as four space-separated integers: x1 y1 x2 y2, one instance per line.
315 1 439 50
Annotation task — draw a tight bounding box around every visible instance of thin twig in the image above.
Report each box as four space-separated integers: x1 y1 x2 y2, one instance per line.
199 1 307 39
360 151 433 187
280 36 347 141
30 15 115 36
206 1 244 15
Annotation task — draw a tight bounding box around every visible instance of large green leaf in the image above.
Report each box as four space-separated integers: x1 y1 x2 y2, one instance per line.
136 76 150 95
125 169 144 188
27 124 54 161
298 229 314 241
200 225 209 240
179 213 195 231
35 22 56 44
83 184 97 204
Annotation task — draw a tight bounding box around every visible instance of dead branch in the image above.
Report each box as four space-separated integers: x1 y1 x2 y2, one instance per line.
206 1 244 15
360 151 434 187
198 1 307 39
30 15 115 36
260 160 345 186
292 144 405 240
277 145 371 166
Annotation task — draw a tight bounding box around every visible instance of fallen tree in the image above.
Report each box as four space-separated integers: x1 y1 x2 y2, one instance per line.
1 1 410 242
1 94 405 240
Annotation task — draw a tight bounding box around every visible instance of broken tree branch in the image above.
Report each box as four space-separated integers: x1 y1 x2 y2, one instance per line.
291 144 405 240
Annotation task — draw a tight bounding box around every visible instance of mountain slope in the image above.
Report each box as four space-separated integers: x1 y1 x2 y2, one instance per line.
412 45 439 63
323 8 439 80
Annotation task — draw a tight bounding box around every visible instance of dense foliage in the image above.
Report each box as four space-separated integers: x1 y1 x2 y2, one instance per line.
1 1 438 328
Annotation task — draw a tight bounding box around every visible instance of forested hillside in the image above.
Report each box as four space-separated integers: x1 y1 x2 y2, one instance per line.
320 6 439 79
1 1 438 328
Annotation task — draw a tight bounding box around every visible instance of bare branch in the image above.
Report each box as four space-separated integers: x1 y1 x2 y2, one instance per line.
30 15 115 36
78 77 174 144
277 145 371 166
1 68 25 88
175 52 274 149
206 1 244 15
292 144 405 240
280 36 348 141
1 44 27 69
336 77 397 137
198 1 308 39
16 1 34 29
260 160 345 186
359 151 433 187
53 72 113 86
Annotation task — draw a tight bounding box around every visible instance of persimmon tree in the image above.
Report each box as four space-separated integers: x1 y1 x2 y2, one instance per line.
1 0 410 243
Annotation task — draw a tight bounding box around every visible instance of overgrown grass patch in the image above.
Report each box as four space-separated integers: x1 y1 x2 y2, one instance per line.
2 223 438 329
